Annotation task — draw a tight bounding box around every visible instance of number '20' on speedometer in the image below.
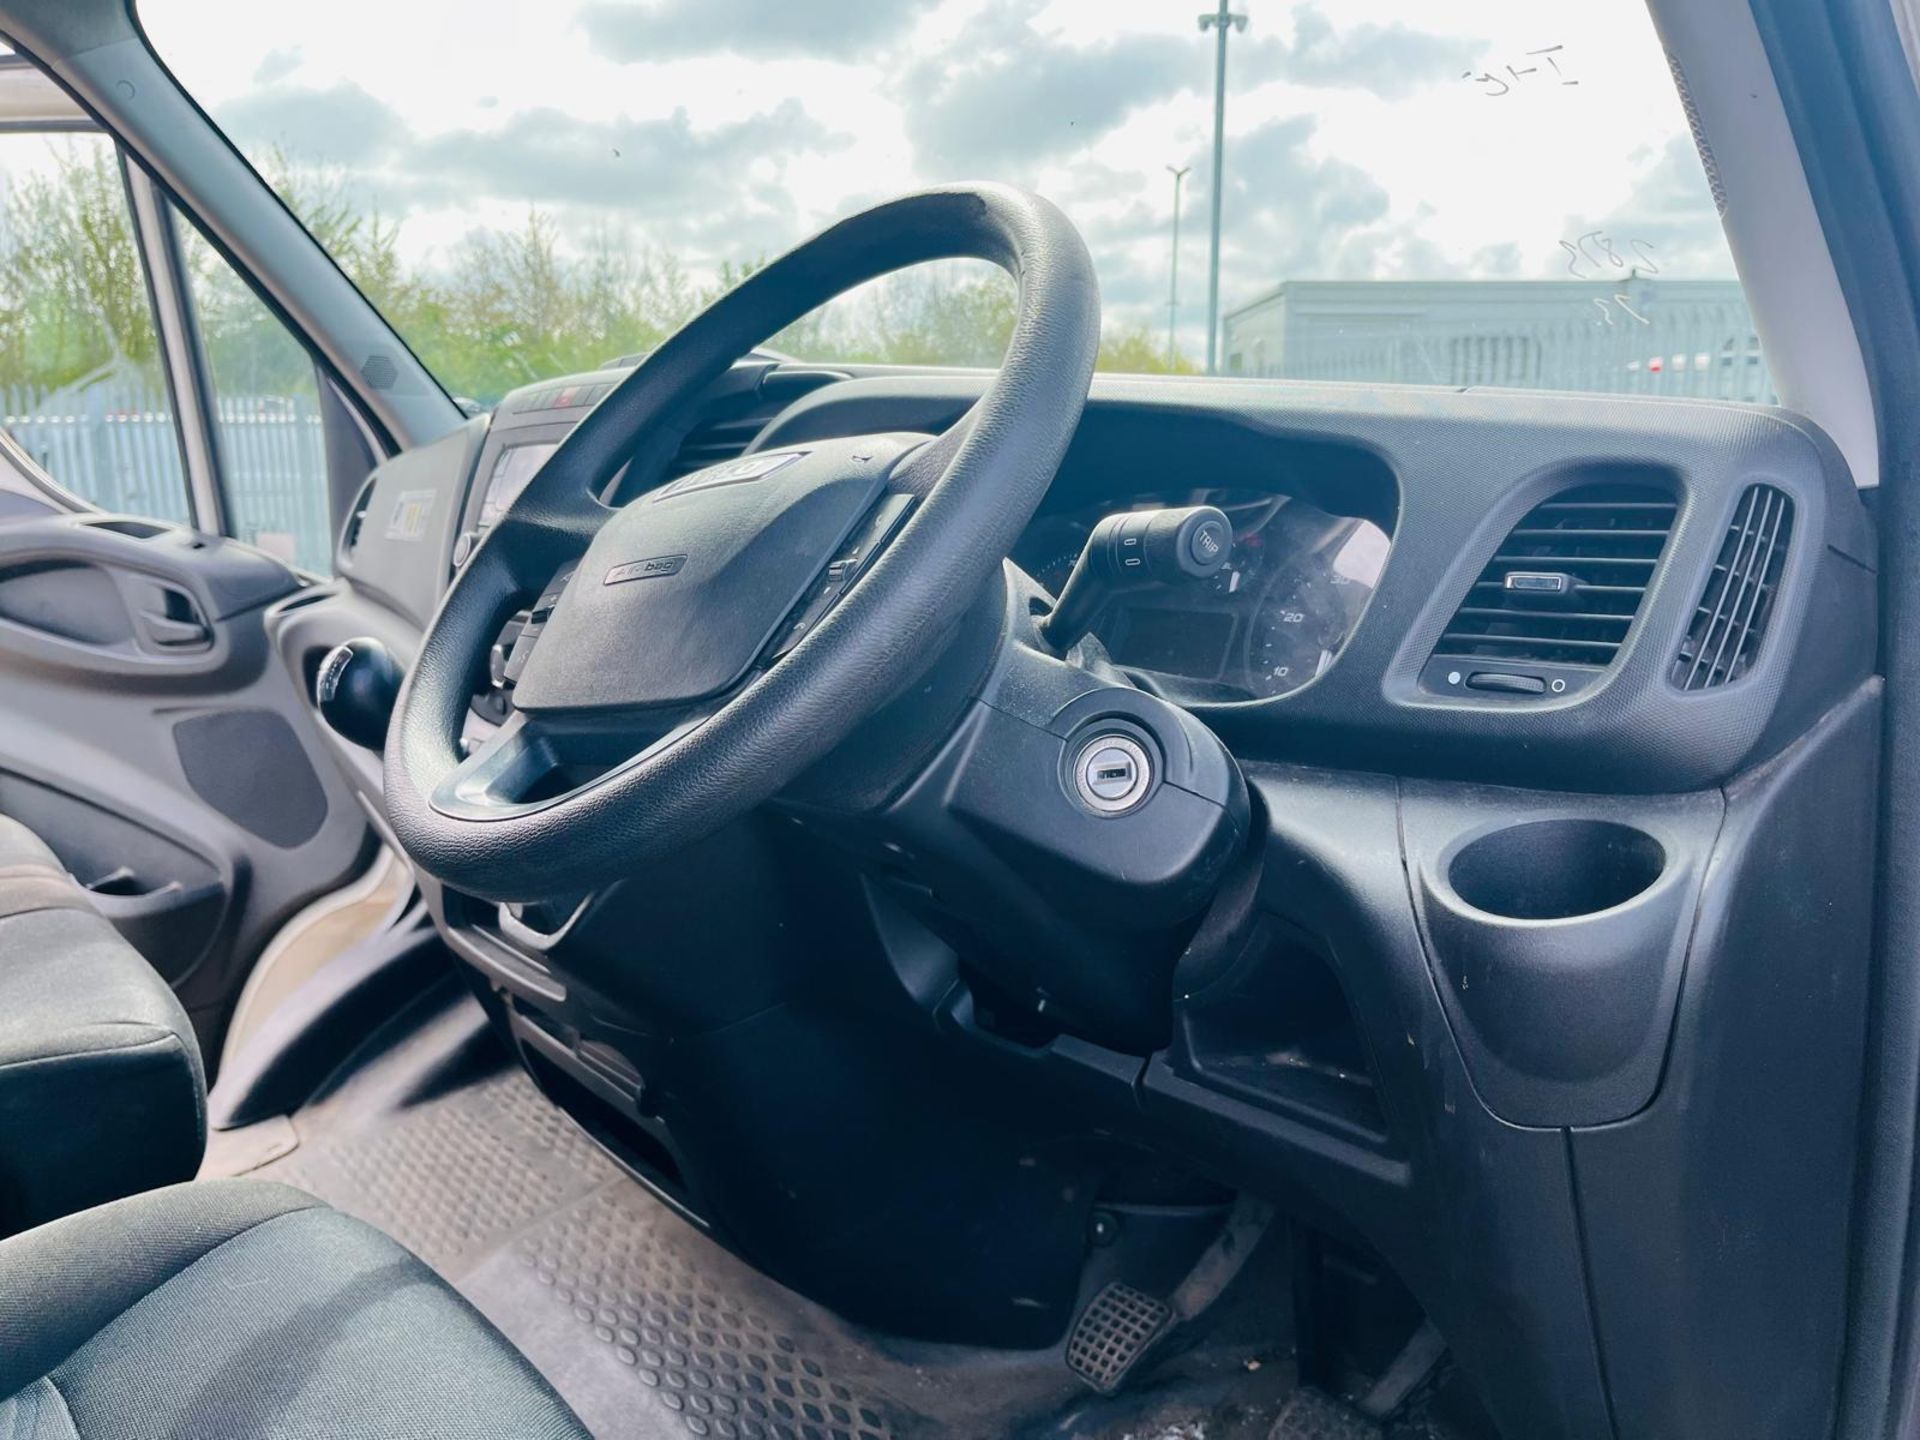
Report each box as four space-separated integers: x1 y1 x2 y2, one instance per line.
1243 515 1390 698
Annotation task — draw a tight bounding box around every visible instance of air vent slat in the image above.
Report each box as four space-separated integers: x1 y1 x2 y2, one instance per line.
1471 581 1645 596
1439 633 1622 654
1432 482 1677 671
1453 607 1635 627
666 416 772 479
1672 484 1792 691
1507 527 1672 540
1532 501 1677 512
1489 553 1659 568
1693 490 1769 686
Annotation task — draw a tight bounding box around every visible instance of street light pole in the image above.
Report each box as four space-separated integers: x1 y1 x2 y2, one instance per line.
1198 0 1247 375
1165 164 1189 370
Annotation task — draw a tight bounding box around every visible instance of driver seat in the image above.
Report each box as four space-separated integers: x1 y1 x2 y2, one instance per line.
0 1178 590 1438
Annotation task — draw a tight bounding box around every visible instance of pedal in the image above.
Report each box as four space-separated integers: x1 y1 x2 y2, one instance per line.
1065 1281 1172 1393
1268 1388 1383 1439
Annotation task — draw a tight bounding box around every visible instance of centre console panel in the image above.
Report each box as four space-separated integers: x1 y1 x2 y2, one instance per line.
905 682 1877 1440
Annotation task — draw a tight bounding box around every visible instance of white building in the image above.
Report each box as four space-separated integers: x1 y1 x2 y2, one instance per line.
1221 277 1771 403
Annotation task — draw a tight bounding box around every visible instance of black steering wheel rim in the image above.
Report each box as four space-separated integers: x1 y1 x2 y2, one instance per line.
382 184 1100 901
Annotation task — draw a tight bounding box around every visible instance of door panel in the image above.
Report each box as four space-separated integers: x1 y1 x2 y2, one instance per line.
0 508 372 1063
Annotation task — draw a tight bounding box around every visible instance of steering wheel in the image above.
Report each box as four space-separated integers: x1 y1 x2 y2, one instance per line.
383 186 1100 901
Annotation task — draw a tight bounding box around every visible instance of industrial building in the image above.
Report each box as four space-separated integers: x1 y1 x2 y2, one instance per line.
1221 277 1772 402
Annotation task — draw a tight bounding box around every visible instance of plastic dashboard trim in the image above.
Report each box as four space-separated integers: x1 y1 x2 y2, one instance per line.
754 372 1876 794
339 365 1876 797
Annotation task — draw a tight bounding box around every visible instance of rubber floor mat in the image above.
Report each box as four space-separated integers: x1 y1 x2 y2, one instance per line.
1267 1391 1384 1440
267 1065 614 1274
236 992 1093 1440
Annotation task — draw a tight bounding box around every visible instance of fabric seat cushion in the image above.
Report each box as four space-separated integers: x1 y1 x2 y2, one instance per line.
0 820 205 1235
0 1178 589 1439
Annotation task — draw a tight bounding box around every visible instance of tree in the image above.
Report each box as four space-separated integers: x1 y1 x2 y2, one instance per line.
426 214 710 401
2 143 1205 408
0 137 159 390
1098 326 1200 375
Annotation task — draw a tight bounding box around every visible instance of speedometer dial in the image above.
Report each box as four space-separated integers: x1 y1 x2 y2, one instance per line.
1242 514 1390 699
1248 572 1345 696
1013 518 1091 598
1034 547 1082 597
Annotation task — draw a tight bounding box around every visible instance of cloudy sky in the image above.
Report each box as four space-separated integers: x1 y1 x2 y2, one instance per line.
136 0 1735 356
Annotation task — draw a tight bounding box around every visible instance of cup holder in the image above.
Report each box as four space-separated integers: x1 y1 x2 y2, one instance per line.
1448 819 1665 921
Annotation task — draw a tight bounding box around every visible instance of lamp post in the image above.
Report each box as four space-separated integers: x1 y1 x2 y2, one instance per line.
1198 0 1248 375
1165 164 1190 370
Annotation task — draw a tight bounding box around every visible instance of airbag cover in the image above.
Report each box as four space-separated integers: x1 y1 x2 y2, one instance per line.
513 435 918 713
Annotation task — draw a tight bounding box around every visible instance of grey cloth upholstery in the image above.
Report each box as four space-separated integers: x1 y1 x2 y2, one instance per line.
0 813 64 872
0 817 93 922
0 1378 75 1440
0 815 206 1236
0 1179 590 1438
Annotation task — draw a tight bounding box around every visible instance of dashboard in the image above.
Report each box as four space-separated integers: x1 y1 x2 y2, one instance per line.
333 357 1874 795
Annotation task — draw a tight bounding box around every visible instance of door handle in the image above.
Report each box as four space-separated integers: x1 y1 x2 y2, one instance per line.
138 608 211 649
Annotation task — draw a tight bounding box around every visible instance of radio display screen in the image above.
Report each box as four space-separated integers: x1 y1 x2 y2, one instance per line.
478 441 560 529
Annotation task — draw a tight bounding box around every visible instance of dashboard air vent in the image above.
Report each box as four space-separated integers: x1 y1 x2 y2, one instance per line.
1671 483 1792 691
1435 483 1677 670
666 414 771 479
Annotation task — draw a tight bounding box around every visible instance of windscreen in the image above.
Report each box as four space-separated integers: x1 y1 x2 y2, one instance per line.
135 1 1766 407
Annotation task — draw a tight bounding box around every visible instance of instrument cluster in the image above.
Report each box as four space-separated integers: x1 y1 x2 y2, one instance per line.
1016 489 1390 700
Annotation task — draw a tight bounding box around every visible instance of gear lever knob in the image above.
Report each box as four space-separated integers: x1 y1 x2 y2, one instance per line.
315 637 404 751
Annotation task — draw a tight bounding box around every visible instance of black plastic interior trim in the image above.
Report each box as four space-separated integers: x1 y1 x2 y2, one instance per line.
1740 2 1920 1435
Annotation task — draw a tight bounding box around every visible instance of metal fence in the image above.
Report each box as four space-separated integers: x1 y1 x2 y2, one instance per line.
1257 306 1774 403
1 375 332 573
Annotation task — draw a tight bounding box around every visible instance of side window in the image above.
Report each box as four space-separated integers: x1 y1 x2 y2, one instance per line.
175 224 333 573
0 131 191 524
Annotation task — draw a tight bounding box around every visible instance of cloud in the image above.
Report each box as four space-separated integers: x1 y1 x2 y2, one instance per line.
403 102 847 243
897 5 1193 175
1066 107 1550 342
201 0 1611 348
220 83 851 258
1082 117 1715 339
1060 112 1406 337
1204 115 1392 277
1240 7 1478 99
578 0 920 62
218 82 404 167
251 48 302 87
1560 135 1733 278
892 3 1472 182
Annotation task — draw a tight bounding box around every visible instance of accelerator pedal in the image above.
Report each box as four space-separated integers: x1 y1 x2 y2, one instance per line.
1064 1282 1172 1393
1066 1193 1278 1394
